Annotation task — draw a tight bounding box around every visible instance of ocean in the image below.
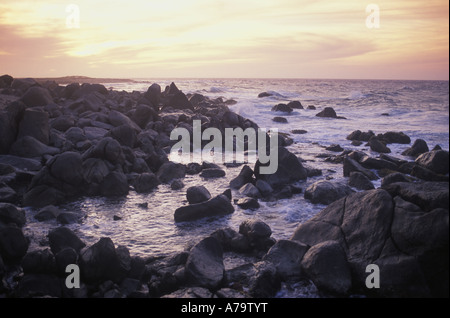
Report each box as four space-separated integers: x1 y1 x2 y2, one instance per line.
23 78 449 297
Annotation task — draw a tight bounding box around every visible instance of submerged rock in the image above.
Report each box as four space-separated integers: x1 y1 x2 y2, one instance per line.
174 194 234 222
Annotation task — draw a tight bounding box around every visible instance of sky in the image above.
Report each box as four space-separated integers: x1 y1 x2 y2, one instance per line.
0 0 448 80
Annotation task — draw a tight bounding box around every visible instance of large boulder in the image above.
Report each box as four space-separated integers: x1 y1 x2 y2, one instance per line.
254 147 307 188
0 225 29 263
79 237 130 283
300 240 352 295
109 124 137 148
402 139 429 157
49 152 84 186
167 92 194 111
17 109 50 145
10 136 59 158
378 131 411 144
0 203 26 227
263 240 309 279
48 226 85 255
144 83 162 109
156 162 186 183
415 150 449 175
83 137 124 166
304 180 353 205
100 171 129 197
174 194 234 222
382 181 449 211
185 237 224 289
291 186 448 297
20 86 53 107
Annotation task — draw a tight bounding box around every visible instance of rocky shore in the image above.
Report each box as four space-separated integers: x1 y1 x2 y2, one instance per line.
0 74 448 298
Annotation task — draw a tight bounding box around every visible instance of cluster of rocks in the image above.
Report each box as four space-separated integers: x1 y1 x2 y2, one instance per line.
0 76 448 298
0 214 284 298
0 76 258 211
257 89 345 124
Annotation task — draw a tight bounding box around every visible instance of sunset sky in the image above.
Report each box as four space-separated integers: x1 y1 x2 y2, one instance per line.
0 0 448 80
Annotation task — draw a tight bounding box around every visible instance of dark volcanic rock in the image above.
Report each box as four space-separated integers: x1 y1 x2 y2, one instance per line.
402 139 429 157
48 227 85 255
348 171 375 190
229 165 254 189
304 180 353 205
369 137 391 153
10 136 60 158
79 237 130 283
17 109 50 145
378 131 411 144
263 240 309 279
236 197 260 210
415 150 449 175
382 181 449 211
199 168 225 178
291 186 448 297
254 147 307 188
0 225 29 263
381 172 410 187
174 194 234 222
20 86 53 107
156 162 186 183
258 92 272 98
272 116 288 123
185 237 224 289
301 240 352 295
133 172 160 193
315 107 345 119
100 171 129 197
287 101 303 109
186 186 211 204
238 183 261 198
271 104 293 113
0 203 26 227
326 144 344 152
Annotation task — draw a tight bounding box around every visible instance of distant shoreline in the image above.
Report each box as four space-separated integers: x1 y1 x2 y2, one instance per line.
28 76 137 85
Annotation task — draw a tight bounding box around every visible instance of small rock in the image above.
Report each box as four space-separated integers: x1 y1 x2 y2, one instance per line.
291 129 307 134
186 186 211 204
199 168 225 178
271 104 293 113
237 197 260 210
170 179 184 190
326 144 344 152
239 183 261 198
258 92 272 98
272 116 288 123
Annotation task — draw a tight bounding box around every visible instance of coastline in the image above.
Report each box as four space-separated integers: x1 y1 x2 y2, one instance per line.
0 75 448 298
